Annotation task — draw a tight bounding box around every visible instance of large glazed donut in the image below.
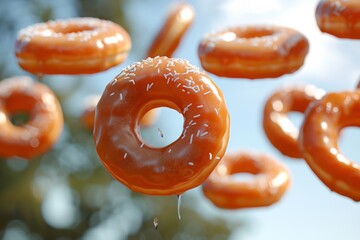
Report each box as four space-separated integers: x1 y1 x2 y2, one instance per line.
263 85 325 158
15 17 131 75
93 56 230 195
316 0 360 39
147 3 195 58
198 25 309 79
299 91 360 201
0 76 63 159
202 151 291 209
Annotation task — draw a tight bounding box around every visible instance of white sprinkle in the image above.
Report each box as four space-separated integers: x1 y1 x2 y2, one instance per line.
190 122 197 126
215 156 221 160
183 103 192 114
117 72 125 78
177 83 182 88
124 153 128 159
181 128 188 139
119 93 123 100
204 90 211 95
189 134 194 144
200 131 208 137
193 114 200 119
203 123 209 127
188 120 194 125
147 82 154 91
209 153 212 160
214 108 219 115
168 148 172 153
157 68 160 74
188 162 194 166
111 79 117 85
129 79 136 85
197 105 204 108
196 130 201 137
140 142 145 148
110 92 115 96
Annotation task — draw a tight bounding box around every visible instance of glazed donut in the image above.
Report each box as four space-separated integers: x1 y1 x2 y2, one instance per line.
202 151 291 209
15 17 131 75
316 0 360 39
0 76 63 159
198 25 309 79
147 3 195 58
263 85 325 158
299 91 360 201
81 95 159 131
93 56 230 195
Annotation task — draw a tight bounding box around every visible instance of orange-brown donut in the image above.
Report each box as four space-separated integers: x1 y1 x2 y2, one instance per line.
147 3 195 58
81 95 158 131
263 85 325 158
15 17 131 75
316 0 360 39
202 151 291 209
93 56 230 195
0 76 63 159
198 25 309 79
299 91 360 201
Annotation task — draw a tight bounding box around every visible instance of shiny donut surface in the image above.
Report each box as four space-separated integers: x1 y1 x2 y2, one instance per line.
316 0 360 39
299 91 360 201
198 25 309 79
202 151 291 209
15 17 131 74
0 76 63 159
263 85 325 158
94 56 230 195
147 3 195 58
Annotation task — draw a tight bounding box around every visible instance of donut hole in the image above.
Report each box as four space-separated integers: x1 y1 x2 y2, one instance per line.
56 25 95 34
231 172 257 182
5 94 37 126
239 29 274 39
10 112 30 126
287 111 304 131
228 158 261 182
139 107 184 148
338 127 360 165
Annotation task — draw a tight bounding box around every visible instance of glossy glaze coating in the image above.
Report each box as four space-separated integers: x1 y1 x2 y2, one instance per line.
81 95 159 131
15 17 131 74
202 151 291 209
147 3 195 58
198 25 309 79
316 0 360 39
263 85 325 158
299 91 360 201
0 76 63 159
93 56 230 195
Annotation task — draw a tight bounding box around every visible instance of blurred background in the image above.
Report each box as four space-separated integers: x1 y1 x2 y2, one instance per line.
0 0 359 239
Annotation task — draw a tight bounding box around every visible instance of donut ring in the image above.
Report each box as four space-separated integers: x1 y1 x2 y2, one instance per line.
316 0 360 39
15 17 131 75
202 151 291 209
147 3 195 58
93 56 230 195
299 91 360 201
0 76 63 159
198 25 309 79
81 95 159 131
263 85 325 158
